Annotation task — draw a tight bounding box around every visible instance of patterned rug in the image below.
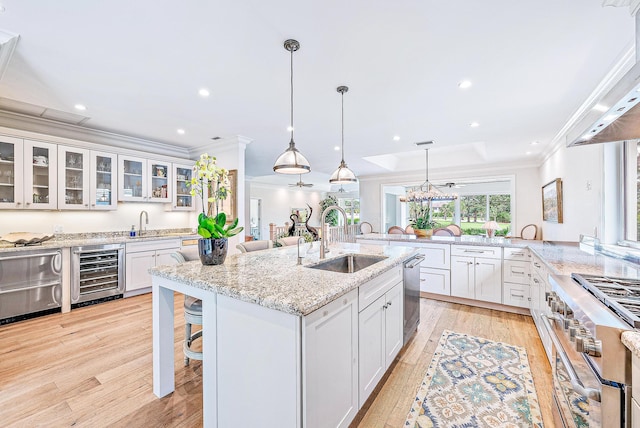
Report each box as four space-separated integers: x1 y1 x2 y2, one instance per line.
404 330 544 428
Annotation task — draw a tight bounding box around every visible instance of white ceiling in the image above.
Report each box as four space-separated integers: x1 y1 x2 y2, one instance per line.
0 0 635 189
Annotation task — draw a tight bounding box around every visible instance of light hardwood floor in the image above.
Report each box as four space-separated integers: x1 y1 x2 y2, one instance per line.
0 295 552 427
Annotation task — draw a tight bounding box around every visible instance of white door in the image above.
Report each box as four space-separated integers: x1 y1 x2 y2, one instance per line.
450 256 474 299
420 267 451 295
475 258 502 303
0 136 24 209
24 139 57 209
58 146 90 210
156 248 179 267
384 282 403 365
304 290 358 428
358 295 386 407
119 155 147 201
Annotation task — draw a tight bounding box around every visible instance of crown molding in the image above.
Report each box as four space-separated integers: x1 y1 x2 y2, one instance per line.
0 109 192 158
189 135 253 158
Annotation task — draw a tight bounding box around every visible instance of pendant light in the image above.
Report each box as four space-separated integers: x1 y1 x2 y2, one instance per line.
406 141 457 202
329 85 357 184
273 39 311 175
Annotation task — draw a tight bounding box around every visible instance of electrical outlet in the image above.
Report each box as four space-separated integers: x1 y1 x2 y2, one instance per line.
53 224 63 233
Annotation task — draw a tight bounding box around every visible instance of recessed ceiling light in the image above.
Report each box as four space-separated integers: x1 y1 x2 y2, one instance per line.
177 128 185 135
0 5 6 13
198 88 210 97
458 80 472 89
530 141 539 145
470 121 479 128
393 135 400 141
287 126 294 132
593 103 609 112
334 146 340 151
74 104 86 111
526 151 532 155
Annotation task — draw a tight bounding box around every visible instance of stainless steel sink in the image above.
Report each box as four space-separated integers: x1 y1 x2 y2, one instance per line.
307 254 388 273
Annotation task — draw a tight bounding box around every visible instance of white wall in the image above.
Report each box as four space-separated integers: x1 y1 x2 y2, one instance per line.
1 202 193 236
248 183 326 239
359 165 541 236
539 143 603 242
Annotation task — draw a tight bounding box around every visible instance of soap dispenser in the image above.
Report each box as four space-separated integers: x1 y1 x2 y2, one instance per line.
129 225 136 238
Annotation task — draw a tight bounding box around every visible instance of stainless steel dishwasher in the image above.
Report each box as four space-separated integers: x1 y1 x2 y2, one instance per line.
403 253 424 345
0 248 63 324
71 243 124 307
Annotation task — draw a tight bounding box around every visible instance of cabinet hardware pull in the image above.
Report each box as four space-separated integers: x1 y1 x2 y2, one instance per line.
387 301 392 307
513 270 524 274
420 279 426 281
512 294 524 298
463 249 485 253
382 304 388 309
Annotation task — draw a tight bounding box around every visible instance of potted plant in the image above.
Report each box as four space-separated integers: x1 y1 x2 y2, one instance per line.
410 203 437 238
189 153 243 265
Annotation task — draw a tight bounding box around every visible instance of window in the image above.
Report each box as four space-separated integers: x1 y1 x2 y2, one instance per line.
338 197 360 225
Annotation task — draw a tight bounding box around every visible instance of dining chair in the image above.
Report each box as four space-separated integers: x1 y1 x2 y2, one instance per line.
171 248 203 366
445 224 463 236
387 226 405 234
433 227 454 236
520 224 538 240
277 236 303 246
236 240 273 253
404 225 414 234
359 222 373 234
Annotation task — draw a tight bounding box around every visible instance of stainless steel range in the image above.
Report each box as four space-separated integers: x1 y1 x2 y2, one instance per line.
545 273 634 427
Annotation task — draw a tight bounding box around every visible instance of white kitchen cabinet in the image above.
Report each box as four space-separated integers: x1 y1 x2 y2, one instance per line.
58 147 118 210
171 163 194 211
502 260 531 308
390 241 451 295
304 289 359 428
125 239 180 295
118 155 172 203
358 276 403 407
90 151 118 210
58 146 90 209
503 247 530 261
451 254 502 304
24 139 58 209
0 135 24 209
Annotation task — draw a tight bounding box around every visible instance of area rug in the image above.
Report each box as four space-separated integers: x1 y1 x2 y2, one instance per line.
404 330 544 428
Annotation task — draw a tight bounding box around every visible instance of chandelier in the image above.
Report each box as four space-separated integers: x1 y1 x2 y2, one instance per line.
406 144 458 202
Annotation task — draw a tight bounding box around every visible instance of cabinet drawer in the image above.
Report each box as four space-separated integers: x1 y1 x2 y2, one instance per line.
390 241 450 269
503 260 530 284
359 265 402 312
126 238 181 253
531 254 547 277
503 283 529 308
503 247 530 261
451 245 502 259
420 267 450 295
356 239 389 246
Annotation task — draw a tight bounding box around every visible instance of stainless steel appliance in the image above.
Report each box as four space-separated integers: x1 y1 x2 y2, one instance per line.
71 243 124 306
545 273 635 427
403 253 424 345
0 248 62 324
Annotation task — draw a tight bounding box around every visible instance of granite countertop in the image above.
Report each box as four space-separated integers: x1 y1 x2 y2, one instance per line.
358 233 640 279
622 331 640 357
0 229 199 253
149 242 417 317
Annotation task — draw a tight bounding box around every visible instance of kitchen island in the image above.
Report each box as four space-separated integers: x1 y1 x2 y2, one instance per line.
148 242 417 428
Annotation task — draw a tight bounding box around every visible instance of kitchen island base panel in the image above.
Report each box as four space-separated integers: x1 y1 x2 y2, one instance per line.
420 292 531 316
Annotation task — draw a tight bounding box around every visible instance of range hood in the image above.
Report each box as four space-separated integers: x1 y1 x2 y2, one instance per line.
567 12 640 146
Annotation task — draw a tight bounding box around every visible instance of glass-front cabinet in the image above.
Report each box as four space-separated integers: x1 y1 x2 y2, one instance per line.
172 163 194 211
118 155 171 203
58 146 90 209
90 151 117 210
24 140 57 210
0 136 24 209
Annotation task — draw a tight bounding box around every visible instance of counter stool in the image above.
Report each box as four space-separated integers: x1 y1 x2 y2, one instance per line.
171 249 203 366
183 295 203 366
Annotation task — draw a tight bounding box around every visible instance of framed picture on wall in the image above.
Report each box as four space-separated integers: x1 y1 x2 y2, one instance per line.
208 169 237 224
542 178 563 223
291 207 308 223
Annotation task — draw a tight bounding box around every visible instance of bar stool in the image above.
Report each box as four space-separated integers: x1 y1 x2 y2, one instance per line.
171 249 203 366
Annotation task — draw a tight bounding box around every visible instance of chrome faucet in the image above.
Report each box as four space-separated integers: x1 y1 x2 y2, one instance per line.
139 210 149 236
320 205 348 259
297 236 305 265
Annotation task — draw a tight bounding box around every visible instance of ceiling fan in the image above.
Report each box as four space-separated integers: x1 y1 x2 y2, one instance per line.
289 174 313 188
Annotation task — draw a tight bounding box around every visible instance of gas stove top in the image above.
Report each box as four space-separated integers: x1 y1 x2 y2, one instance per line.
572 273 640 328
